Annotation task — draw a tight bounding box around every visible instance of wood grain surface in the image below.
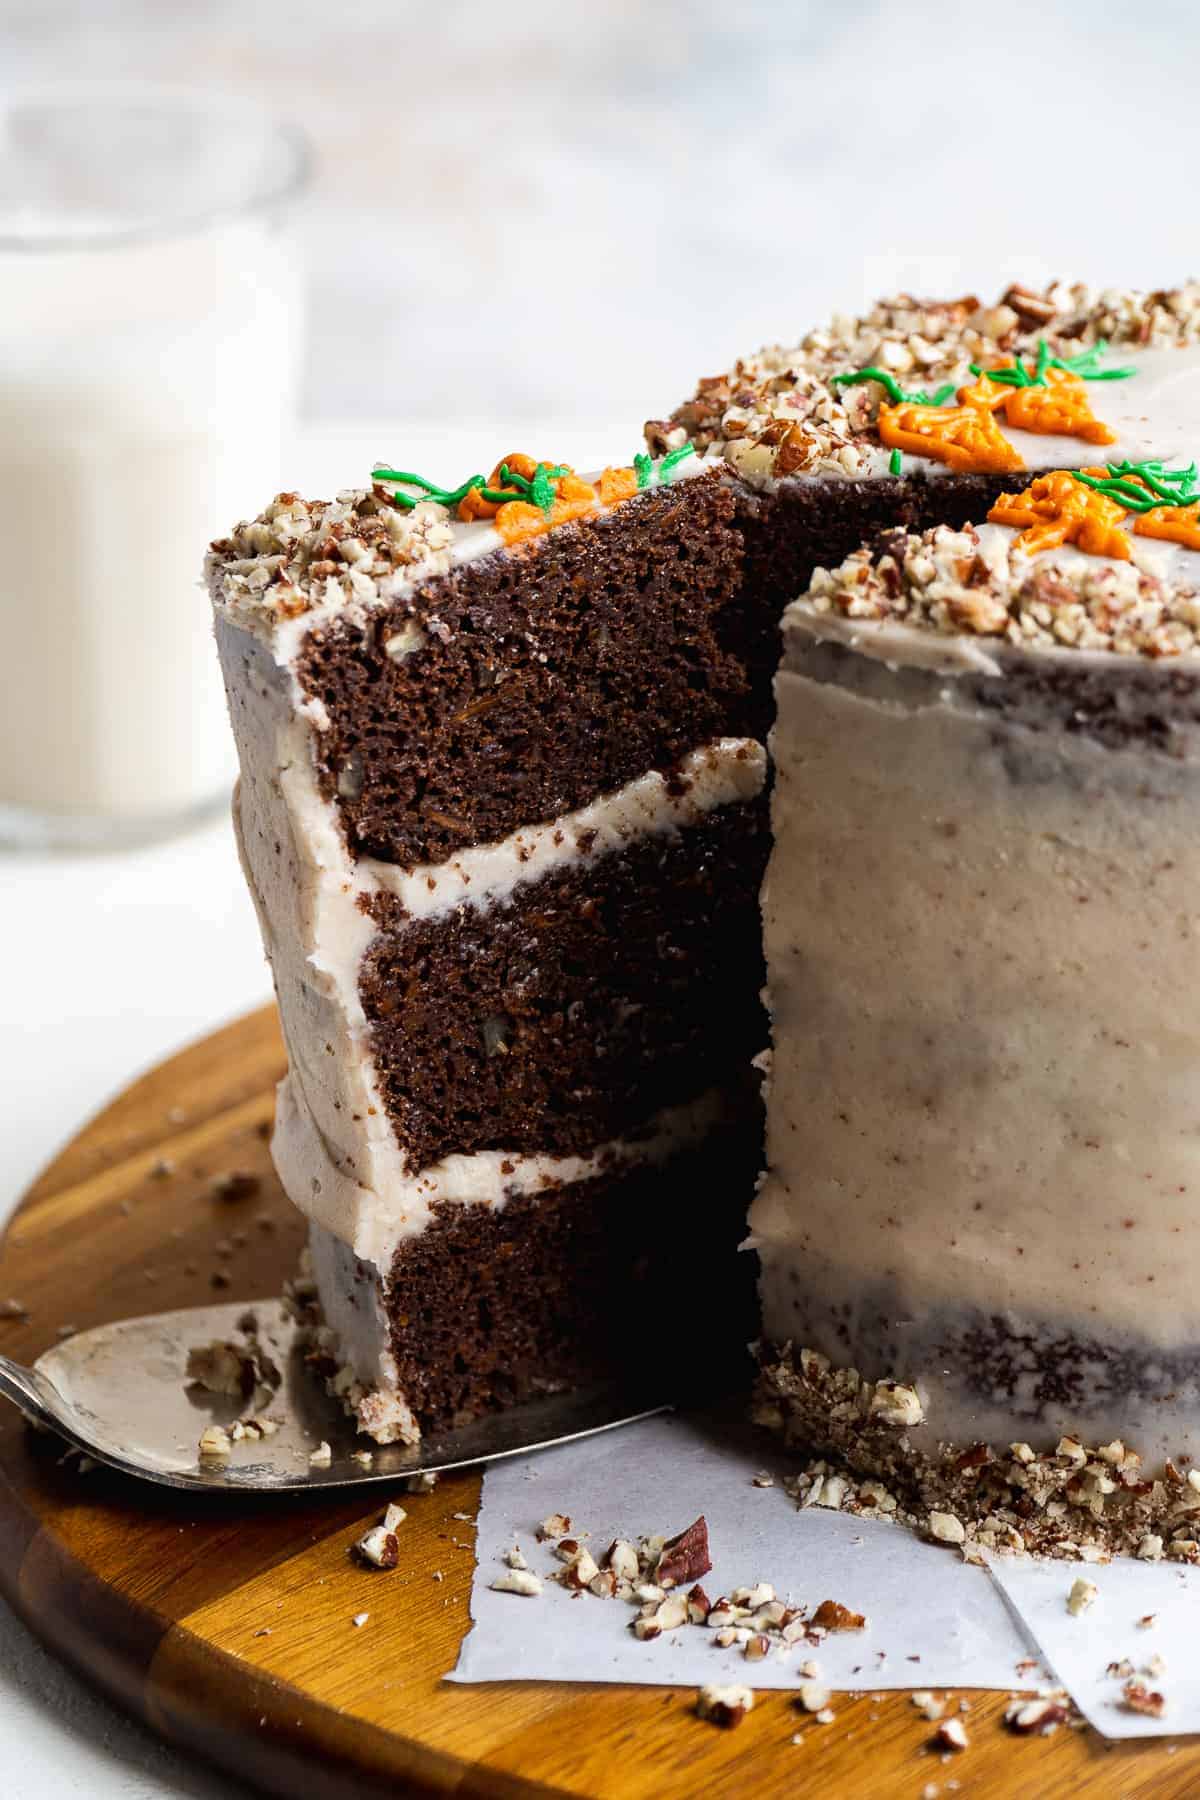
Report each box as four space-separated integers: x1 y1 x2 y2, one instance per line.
0 1005 1197 1798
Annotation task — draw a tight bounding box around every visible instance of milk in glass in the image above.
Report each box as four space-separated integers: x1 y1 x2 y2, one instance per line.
0 91 307 844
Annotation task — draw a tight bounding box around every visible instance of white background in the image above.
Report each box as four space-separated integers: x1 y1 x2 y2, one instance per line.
2 0 1200 1792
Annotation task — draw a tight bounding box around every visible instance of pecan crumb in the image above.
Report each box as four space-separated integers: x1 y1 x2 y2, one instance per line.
1122 1680 1166 1719
811 1599 867 1632
696 1683 753 1728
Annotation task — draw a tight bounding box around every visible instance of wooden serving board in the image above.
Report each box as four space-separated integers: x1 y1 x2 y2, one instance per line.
0 1005 1196 1799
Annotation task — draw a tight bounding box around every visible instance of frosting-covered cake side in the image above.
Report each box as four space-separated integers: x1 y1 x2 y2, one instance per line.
752 490 1200 1558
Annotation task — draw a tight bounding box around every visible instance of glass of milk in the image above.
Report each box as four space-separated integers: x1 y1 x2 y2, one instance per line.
0 87 309 847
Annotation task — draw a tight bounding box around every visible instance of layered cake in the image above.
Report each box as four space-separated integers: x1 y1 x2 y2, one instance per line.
211 281 1200 1533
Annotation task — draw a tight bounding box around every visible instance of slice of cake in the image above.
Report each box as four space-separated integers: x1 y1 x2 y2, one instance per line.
753 469 1200 1557
208 453 773 1442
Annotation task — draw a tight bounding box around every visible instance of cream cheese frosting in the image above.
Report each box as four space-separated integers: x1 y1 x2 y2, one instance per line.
753 579 1200 1459
652 281 1200 486
278 1074 735 1270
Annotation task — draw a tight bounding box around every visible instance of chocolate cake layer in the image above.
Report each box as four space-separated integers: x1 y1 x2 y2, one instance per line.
359 794 768 1169
378 1128 759 1434
738 469 1023 629
296 469 1028 875
297 474 763 870
797 629 1200 758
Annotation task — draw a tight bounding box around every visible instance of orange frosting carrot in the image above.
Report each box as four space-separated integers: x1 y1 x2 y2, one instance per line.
457 453 540 522
495 472 600 547
1135 499 1200 551
988 470 1131 559
956 368 1011 413
878 399 1025 474
598 465 639 506
1000 368 1117 446
457 456 641 543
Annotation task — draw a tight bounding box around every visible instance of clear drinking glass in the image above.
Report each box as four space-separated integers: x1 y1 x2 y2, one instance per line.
0 86 310 848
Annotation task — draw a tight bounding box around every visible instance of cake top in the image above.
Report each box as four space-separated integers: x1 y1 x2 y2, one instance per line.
803 463 1200 659
207 447 703 645
650 281 1200 483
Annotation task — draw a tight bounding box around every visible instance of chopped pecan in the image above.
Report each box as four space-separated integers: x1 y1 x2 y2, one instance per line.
656 1516 711 1588
811 1599 867 1632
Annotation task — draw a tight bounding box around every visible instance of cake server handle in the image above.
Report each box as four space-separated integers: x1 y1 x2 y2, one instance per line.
0 1354 59 1434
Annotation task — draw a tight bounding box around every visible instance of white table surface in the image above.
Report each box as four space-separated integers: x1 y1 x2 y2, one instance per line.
0 421 646 1798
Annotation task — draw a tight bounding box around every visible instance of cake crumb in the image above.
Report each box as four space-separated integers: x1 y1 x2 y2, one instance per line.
210 1171 260 1203
351 1450 374 1469
309 1441 332 1467
186 1336 279 1404
352 1612 369 1628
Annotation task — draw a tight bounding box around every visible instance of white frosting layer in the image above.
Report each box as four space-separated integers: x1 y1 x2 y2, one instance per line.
362 737 765 921
215 611 763 1261
307 1222 420 1444
279 1073 731 1268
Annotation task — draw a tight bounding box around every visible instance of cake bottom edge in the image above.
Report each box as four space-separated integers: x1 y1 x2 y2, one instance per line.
753 1342 1200 1564
293 1122 762 1445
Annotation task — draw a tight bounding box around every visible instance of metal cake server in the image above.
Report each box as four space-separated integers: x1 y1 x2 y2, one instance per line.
0 1297 667 1492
